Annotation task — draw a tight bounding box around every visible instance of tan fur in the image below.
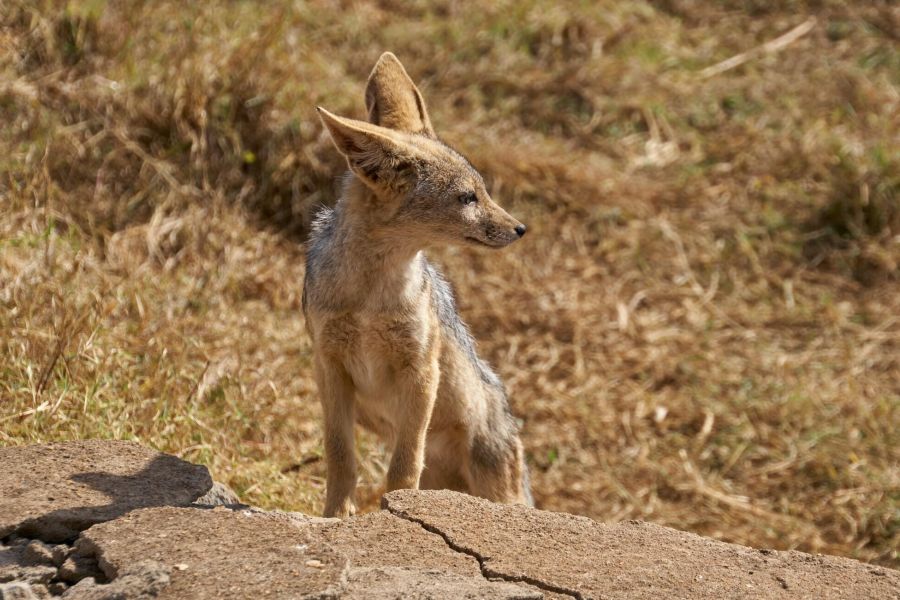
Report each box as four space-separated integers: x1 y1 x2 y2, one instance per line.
364 52 435 137
305 52 530 517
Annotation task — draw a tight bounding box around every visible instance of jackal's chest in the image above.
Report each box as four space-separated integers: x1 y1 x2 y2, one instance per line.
312 307 434 397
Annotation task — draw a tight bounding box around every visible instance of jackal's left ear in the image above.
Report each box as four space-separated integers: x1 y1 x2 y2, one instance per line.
317 107 415 188
365 52 435 137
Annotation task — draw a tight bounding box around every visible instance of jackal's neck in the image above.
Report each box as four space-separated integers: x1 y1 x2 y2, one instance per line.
320 178 425 310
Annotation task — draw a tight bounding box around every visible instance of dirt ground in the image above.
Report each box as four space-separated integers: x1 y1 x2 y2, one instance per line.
1 0 897 567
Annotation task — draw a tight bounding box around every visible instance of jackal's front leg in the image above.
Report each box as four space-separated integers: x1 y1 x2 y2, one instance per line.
387 356 440 491
315 357 357 518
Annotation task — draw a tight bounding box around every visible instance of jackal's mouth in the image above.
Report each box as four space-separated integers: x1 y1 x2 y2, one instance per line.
465 236 506 248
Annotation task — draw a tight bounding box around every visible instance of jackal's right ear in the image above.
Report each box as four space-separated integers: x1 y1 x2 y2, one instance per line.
317 107 415 188
365 52 435 137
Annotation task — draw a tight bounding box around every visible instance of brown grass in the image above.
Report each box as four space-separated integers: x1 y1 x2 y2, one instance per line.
2 0 898 566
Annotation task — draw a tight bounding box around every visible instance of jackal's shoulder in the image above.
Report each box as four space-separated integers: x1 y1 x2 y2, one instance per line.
423 260 505 393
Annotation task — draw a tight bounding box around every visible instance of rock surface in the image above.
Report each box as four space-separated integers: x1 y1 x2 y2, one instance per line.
60 561 170 599
0 582 47 600
0 545 56 586
2 440 897 599
312 510 480 577
342 567 542 599
383 489 900 600
0 441 212 542
77 507 346 599
56 553 102 584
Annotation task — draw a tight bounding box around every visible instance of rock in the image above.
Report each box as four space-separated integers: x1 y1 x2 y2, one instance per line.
24 585 47 600
0 441 212 542
343 567 543 599
19 543 52 568
313 510 480 577
383 489 900 600
49 546 68 569
57 554 103 584
60 562 170 600
0 546 56 586
0 582 43 600
192 481 244 508
226 506 338 527
277 511 340 526
3 441 897 599
77 506 346 599
60 579 95 599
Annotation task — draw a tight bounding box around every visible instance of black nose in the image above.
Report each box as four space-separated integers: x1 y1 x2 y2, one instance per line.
515 224 527 238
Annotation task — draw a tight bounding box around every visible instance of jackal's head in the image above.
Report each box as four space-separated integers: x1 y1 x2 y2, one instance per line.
317 52 526 249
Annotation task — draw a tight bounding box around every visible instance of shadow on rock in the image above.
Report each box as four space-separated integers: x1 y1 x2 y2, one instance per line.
4 447 212 543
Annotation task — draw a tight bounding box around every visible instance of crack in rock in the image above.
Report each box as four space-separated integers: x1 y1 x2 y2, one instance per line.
383 489 900 600
383 502 582 600
5 442 900 599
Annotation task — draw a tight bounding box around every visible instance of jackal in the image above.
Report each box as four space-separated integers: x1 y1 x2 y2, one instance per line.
303 52 531 517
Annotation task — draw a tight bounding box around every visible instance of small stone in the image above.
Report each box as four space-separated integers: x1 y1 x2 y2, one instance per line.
0 546 56 586
305 560 324 568
173 563 189 571
58 555 102 584
0 582 37 600
25 584 48 600
59 578 94 598
192 481 243 507
21 542 53 567
60 562 170 599
2 581 50 600
47 583 67 596
49 546 69 568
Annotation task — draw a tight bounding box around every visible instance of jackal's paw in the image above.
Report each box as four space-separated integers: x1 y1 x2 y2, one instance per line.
386 476 420 493
323 497 357 519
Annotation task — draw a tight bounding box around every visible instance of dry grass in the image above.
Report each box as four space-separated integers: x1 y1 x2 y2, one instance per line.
2 0 898 566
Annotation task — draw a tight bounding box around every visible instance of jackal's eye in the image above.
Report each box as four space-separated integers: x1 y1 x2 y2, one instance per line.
458 192 478 206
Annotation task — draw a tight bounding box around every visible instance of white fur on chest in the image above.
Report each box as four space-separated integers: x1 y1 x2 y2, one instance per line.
340 303 432 440
344 320 398 397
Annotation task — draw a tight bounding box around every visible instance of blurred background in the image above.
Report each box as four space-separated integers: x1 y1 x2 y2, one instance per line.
1 0 897 567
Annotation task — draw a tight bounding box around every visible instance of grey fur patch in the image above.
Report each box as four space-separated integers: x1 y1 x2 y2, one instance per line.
470 432 506 471
423 261 505 392
303 205 337 315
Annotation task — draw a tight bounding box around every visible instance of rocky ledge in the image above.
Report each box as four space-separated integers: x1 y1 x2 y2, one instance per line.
1 441 897 599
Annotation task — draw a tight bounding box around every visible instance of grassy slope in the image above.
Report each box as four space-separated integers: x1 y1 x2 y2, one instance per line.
1 0 898 565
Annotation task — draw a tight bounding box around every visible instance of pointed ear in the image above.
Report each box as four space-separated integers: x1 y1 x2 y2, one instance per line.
317 106 415 188
365 52 435 137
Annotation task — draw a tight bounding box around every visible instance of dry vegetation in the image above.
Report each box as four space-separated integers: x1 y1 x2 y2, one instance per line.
2 0 898 567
